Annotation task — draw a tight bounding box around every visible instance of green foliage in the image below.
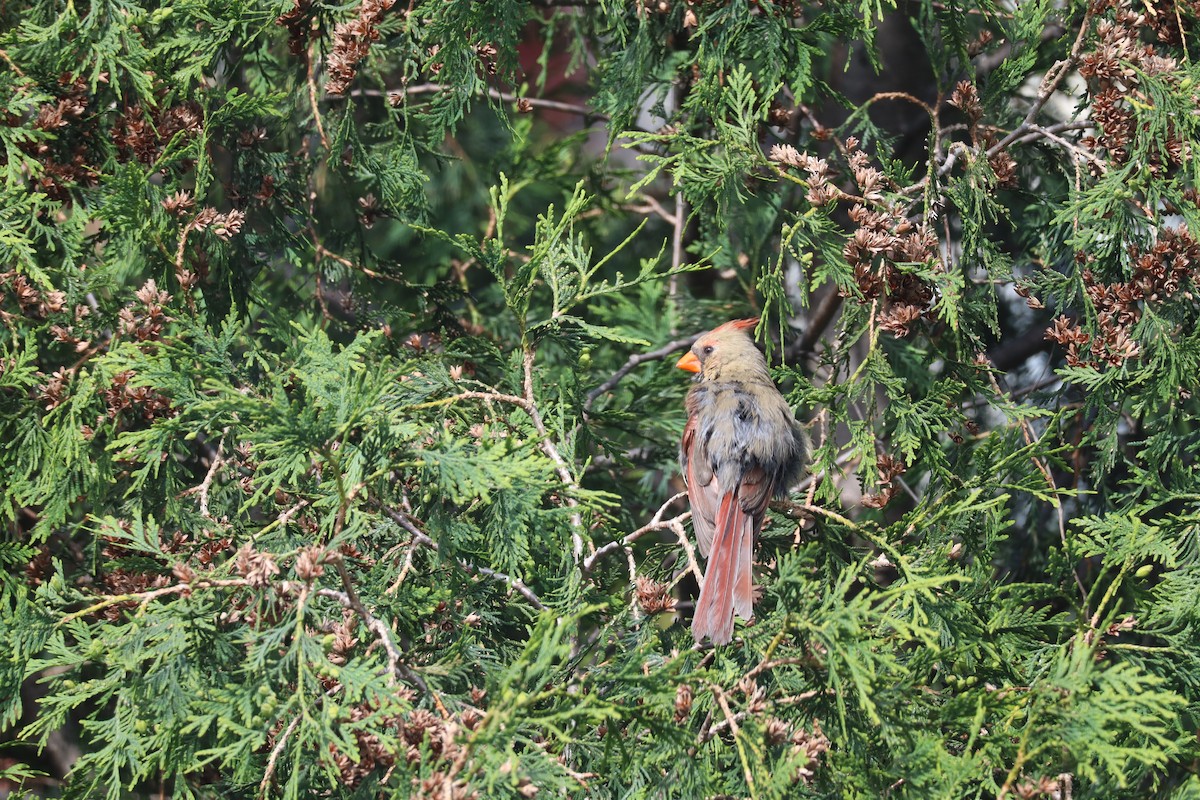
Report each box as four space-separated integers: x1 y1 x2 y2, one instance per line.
2 0 1200 797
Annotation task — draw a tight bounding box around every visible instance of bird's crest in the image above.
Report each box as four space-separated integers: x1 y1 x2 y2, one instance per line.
711 318 759 335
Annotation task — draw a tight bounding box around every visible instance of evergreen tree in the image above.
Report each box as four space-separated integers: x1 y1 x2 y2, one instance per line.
2 0 1200 797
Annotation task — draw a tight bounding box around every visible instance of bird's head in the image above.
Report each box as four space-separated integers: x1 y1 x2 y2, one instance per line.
676 318 768 381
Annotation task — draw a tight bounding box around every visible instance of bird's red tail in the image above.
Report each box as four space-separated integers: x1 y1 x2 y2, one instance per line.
692 492 755 644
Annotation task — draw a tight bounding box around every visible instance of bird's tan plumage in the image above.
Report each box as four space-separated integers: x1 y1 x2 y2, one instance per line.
678 319 805 644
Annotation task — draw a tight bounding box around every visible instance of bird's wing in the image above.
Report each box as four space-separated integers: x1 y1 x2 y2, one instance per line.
682 410 718 558
735 464 773 520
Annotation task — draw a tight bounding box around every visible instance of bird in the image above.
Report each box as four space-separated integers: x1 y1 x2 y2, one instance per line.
677 319 806 644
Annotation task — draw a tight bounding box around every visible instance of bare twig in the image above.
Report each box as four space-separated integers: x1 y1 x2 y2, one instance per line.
276 499 309 530
791 290 844 359
415 359 588 564
327 557 405 685
353 85 611 123
1002 120 1093 148
57 578 253 623
624 547 639 614
796 102 850 160
180 430 229 519
700 688 825 743
628 196 678 226
901 118 1091 198
60 558 437 697
709 684 758 797
778 448 860 501
258 715 300 797
306 43 330 150
582 492 689 572
379 505 546 610
315 242 401 281
744 657 818 681
522 347 588 562
671 518 705 589
1025 124 1106 171
415 389 530 412
990 10 1095 158
670 192 686 300
583 335 699 412
985 367 1086 609
863 90 936 116
315 579 436 703
0 48 27 78
387 539 419 594
173 218 199 276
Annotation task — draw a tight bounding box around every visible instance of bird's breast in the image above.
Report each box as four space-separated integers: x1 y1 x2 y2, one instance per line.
689 380 800 490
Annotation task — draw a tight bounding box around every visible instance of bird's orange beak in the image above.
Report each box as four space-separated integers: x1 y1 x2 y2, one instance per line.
676 351 701 373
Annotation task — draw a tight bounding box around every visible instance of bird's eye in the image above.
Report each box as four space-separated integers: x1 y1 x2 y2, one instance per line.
702 345 714 355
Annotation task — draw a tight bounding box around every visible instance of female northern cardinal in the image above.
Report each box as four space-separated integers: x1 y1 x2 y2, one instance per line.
677 319 806 644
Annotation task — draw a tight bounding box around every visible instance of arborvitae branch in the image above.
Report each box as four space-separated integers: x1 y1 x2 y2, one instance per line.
379 505 546 610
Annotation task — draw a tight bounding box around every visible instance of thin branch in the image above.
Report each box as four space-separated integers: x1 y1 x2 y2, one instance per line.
961 374 1065 411
0 48 27 78
173 218 199 277
904 10 1098 203
258 715 300 798
315 580 436 702
1002 120 1092 147
1025 124 1106 171
306 43 330 150
772 499 861 532
796 102 850 159
255 499 311 540
929 1 1013 17
379 505 546 610
626 198 677 226
709 684 758 796
893 474 922 504
414 389 530 411
744 657 819 681
315 242 402 281
987 314 1070 372
61 563 438 699
583 335 699 412
901 120 1091 198
791 290 843 359
986 368 1086 609
863 90 936 116
352 85 610 123
700 688 825 742
197 448 222 519
670 518 705 590
779 448 861 501
989 9 1094 158
668 173 687 303
937 141 970 182
180 430 228 519
624 546 639 616
414 362 588 565
58 578 252 623
276 499 309 530
582 492 689 572
522 347 587 562
386 538 419 594
327 557 404 686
